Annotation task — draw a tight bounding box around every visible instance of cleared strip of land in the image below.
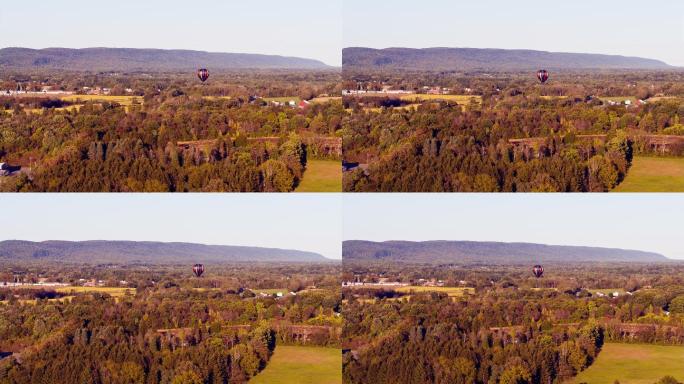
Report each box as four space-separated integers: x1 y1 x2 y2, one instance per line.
249 346 341 384
569 343 684 384
295 159 342 192
614 156 684 192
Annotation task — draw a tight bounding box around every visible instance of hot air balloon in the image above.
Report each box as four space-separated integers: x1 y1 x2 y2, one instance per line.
532 265 544 278
537 70 549 84
197 68 209 83
192 264 205 277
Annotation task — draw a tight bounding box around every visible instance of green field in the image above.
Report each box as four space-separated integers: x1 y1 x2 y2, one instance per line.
295 159 342 192
250 346 341 384
569 343 684 384
614 157 684 192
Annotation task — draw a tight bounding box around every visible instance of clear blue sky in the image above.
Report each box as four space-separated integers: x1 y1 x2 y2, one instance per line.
0 0 342 66
344 0 684 66
1 194 342 260
343 194 684 260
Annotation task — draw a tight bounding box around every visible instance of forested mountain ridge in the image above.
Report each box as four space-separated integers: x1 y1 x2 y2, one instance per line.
0 240 329 263
343 240 668 264
343 47 674 71
0 47 332 71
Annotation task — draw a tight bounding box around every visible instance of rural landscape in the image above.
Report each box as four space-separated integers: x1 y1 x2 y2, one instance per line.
342 240 684 384
342 47 684 192
0 240 342 384
0 47 343 192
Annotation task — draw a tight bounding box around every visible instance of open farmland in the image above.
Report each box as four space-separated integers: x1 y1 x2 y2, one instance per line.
569 343 684 384
54 286 135 297
395 286 475 297
59 94 142 106
399 94 481 104
249 346 342 384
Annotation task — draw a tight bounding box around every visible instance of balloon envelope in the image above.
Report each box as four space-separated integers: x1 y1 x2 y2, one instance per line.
532 265 544 278
537 70 549 84
192 264 205 277
197 68 209 82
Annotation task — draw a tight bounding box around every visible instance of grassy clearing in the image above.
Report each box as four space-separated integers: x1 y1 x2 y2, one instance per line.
647 96 680 103
540 95 569 100
395 286 475 297
59 95 142 106
1 296 75 305
614 156 684 192
249 346 341 384
569 343 684 384
55 287 136 297
251 288 289 295
399 94 481 104
296 159 342 192
310 97 341 104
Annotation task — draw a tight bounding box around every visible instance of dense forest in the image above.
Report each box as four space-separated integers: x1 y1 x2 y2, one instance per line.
0 263 341 384
342 262 684 384
343 70 684 192
0 70 342 192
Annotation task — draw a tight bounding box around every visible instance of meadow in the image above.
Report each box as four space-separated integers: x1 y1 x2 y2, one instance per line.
59 94 142 106
249 346 342 384
296 159 342 192
614 156 684 192
569 343 684 384
54 286 135 297
399 94 481 104
394 286 475 297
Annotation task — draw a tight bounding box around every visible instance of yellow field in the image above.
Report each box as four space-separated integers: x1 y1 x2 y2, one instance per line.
59 95 142 106
540 95 569 100
310 97 341 104
399 94 481 104
0 296 75 305
395 286 475 297
55 286 135 297
647 96 680 102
